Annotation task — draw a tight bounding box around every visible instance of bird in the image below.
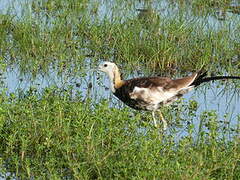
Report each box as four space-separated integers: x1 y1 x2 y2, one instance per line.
98 61 240 130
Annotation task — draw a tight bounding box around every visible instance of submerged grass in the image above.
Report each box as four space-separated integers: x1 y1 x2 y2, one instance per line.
0 88 239 179
0 0 239 76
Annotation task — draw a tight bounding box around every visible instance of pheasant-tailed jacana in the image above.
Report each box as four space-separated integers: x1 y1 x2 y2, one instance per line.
98 62 240 130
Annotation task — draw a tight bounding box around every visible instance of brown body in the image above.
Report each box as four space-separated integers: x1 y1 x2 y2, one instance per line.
113 72 202 110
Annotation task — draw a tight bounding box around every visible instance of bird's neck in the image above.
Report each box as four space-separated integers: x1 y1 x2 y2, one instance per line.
108 67 125 92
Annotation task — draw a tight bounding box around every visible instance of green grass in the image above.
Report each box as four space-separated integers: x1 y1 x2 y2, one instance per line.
0 0 240 179
0 88 239 179
0 0 239 76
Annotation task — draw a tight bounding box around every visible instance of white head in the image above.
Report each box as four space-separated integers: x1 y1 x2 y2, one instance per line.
98 61 124 92
98 61 117 75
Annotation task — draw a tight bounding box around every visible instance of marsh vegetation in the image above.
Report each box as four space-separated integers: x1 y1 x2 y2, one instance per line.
0 0 240 179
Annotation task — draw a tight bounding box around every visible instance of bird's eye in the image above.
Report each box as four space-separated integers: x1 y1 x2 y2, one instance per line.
104 64 108 67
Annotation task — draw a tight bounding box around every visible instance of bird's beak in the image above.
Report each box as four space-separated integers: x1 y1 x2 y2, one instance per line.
98 64 104 72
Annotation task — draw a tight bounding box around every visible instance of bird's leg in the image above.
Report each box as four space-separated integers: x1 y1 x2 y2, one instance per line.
152 111 158 127
159 110 168 131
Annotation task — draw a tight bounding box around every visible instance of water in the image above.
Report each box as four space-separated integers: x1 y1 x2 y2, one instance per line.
2 64 239 138
0 0 27 16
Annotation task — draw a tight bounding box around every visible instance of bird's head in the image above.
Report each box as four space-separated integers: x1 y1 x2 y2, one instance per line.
98 61 117 75
98 61 124 92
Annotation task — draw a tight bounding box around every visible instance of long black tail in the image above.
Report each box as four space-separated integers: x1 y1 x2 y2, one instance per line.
191 71 240 87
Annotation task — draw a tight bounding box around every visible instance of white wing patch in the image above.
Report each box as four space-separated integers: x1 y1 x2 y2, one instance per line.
129 85 195 109
129 86 176 104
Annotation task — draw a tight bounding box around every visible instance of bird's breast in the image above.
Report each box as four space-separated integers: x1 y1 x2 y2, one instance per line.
113 86 160 111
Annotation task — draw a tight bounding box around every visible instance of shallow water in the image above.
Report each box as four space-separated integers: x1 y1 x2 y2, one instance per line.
0 0 25 16
2 63 240 139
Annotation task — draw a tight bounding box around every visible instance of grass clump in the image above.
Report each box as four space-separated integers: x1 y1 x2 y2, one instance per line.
0 0 240 77
0 88 239 179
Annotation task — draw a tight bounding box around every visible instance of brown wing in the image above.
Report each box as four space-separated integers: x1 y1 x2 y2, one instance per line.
125 73 199 91
126 76 172 90
113 77 172 110
164 73 198 91
113 73 200 110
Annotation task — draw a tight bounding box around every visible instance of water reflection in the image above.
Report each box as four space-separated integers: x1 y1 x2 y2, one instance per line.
0 0 28 16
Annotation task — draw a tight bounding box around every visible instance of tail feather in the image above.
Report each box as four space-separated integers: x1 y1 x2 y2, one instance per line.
191 71 240 87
